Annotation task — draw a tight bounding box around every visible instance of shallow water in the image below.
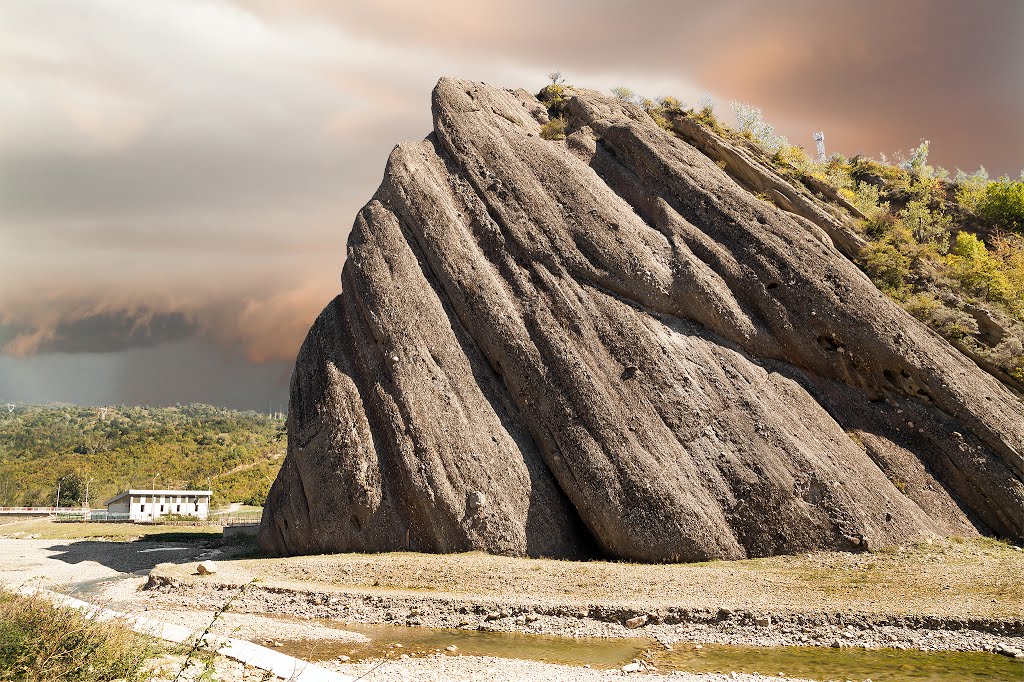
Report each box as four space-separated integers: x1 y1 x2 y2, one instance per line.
652 642 1023 681
277 622 650 668
277 622 1023 681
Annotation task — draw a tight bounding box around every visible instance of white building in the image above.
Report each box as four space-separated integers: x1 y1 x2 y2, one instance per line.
104 489 212 522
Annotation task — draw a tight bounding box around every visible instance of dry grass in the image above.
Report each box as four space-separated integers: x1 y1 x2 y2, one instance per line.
0 589 160 681
163 537 1024 621
0 518 222 542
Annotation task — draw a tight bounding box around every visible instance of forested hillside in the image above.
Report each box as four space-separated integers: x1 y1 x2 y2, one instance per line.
0 404 284 508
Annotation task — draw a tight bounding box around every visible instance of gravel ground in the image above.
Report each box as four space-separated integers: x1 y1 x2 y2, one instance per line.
327 655 813 681
1 529 1022 681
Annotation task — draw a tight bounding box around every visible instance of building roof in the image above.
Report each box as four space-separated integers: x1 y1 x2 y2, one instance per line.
104 489 212 506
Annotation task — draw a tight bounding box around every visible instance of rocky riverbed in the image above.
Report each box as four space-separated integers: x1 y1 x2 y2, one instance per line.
1 531 1022 680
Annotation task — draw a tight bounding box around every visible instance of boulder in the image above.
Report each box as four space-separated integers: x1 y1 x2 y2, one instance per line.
259 78 1024 562
196 560 218 575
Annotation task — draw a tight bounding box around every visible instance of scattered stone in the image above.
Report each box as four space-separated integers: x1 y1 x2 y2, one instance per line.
446 645 458 652
622 662 643 673
467 491 487 511
755 615 772 627
996 643 1024 658
625 615 648 629
484 612 501 621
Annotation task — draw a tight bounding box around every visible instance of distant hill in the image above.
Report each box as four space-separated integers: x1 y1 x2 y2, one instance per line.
0 404 285 508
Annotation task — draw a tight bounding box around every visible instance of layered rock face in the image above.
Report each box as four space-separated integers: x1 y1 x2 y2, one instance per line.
259 78 1024 562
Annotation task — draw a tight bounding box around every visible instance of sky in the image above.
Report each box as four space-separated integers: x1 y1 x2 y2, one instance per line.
1 0 1022 411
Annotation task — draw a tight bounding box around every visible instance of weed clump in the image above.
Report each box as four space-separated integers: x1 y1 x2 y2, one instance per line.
540 117 567 141
0 590 159 681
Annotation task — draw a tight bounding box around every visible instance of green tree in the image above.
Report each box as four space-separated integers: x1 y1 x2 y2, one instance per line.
946 232 1014 304
980 178 1024 234
57 471 85 506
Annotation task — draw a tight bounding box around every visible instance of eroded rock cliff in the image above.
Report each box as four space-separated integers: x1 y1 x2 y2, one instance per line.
259 78 1024 562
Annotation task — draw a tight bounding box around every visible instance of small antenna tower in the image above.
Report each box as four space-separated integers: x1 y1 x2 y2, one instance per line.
813 131 826 161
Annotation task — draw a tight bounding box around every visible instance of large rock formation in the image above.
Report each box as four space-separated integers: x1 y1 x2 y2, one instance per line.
259 78 1024 562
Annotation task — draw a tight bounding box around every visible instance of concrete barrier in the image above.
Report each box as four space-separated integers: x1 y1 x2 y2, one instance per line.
223 523 260 540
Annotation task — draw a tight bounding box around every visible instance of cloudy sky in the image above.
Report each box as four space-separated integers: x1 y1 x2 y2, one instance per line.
2 0 1022 411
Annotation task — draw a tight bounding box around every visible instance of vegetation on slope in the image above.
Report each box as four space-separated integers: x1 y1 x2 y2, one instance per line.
542 77 1024 388
723 118 1024 387
0 404 285 508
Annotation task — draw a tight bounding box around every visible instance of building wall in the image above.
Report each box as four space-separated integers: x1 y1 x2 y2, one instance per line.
108 493 211 522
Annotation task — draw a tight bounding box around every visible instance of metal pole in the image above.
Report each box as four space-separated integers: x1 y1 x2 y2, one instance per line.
55 479 61 512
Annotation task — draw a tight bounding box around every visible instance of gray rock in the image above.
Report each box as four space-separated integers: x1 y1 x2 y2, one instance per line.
259 78 1024 562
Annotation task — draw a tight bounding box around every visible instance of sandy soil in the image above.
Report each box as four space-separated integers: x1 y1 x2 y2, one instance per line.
150 537 1024 620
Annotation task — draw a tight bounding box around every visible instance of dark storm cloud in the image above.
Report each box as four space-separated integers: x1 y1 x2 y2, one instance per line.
31 310 197 355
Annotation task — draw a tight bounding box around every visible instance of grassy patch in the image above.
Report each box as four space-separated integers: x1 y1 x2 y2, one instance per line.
0 589 160 681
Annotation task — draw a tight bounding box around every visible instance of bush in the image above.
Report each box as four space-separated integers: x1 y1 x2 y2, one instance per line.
902 140 934 180
898 199 952 251
979 178 1024 234
903 293 978 340
730 100 788 153
657 95 683 112
860 239 912 294
771 144 813 176
538 83 565 103
848 182 887 219
610 86 634 102
946 232 1016 305
0 590 158 681
954 167 989 213
540 117 567 140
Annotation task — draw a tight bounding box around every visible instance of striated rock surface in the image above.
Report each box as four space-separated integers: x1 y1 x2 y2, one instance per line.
259 78 1024 562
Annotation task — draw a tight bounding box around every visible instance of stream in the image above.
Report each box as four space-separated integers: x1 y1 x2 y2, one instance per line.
275 621 1023 681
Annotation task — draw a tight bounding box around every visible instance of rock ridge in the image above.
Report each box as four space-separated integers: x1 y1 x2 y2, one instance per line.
260 78 1024 562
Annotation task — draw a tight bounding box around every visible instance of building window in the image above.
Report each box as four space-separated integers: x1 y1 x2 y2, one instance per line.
140 504 145 511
